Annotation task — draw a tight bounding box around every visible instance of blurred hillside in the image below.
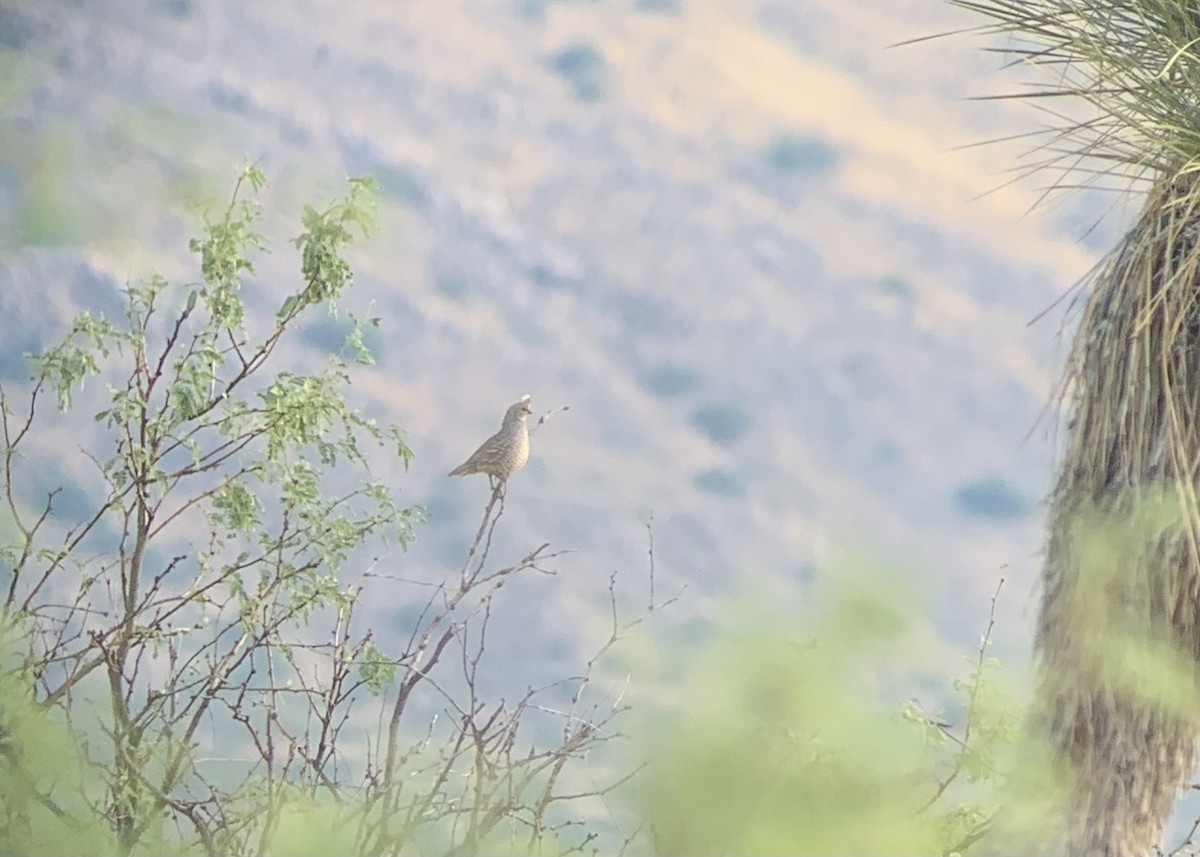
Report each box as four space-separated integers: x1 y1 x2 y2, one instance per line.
0 0 1115 682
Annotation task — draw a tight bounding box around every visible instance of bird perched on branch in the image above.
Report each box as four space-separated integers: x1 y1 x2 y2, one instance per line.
448 395 533 484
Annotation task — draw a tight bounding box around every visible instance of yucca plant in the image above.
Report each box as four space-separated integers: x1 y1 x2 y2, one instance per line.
955 2 1200 855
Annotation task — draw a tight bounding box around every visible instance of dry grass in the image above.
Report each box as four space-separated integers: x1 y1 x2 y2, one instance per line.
947 2 1200 854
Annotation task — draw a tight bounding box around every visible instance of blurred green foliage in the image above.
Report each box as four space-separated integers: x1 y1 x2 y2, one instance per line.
0 662 118 856
0 23 227 254
15 127 83 246
0 552 1100 855
635 571 1056 856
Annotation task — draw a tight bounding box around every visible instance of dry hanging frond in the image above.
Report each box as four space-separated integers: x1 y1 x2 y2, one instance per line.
949 2 1200 854
1037 172 1200 855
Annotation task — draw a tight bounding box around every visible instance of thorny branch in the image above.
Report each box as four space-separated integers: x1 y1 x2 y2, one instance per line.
0 172 665 857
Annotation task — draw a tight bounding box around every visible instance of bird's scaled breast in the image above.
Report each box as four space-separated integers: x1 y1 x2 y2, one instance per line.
511 428 530 472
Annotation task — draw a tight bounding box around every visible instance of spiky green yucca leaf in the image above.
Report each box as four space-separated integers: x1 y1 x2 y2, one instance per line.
953 1 1200 189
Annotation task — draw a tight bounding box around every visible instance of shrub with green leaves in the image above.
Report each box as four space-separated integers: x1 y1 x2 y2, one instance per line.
0 166 644 856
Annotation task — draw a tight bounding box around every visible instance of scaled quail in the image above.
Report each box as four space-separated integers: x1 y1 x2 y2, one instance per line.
448 395 533 482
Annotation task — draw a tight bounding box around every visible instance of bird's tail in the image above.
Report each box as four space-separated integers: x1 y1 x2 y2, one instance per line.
448 463 470 477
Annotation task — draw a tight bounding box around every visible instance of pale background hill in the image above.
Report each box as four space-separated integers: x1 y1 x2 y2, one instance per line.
0 0 1119 694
